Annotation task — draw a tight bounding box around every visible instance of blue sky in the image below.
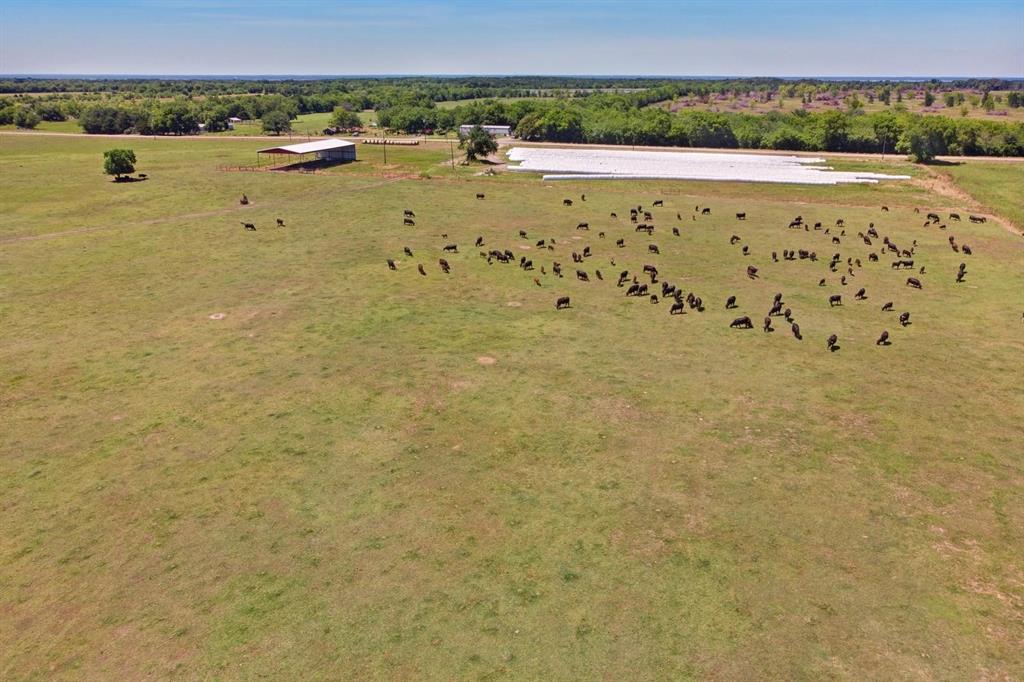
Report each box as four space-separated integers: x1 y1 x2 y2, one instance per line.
1 0 1021 77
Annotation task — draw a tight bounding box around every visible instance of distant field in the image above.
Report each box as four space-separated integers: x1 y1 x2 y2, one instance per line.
655 89 1024 122
1 134 1022 679
435 97 543 109
937 161 1024 229
0 118 83 133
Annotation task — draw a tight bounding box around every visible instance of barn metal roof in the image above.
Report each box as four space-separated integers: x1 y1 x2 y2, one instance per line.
257 139 356 155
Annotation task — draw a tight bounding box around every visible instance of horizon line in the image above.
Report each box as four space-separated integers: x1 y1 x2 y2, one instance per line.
3 73 1023 81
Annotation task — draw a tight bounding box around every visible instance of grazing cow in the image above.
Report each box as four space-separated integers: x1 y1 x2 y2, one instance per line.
736 212 746 220
443 244 458 253
926 212 940 222
240 194 249 205
616 238 625 248
138 173 148 180
742 245 749 256
881 206 889 212
644 211 653 221
814 222 822 230
763 317 773 333
956 269 966 283
730 316 753 329
791 322 802 340
404 210 415 217
637 284 649 296
475 236 484 247
788 219 802 229
599 232 605 238
773 293 783 305
418 264 427 276
276 218 285 227
746 266 759 279
576 270 589 282
534 278 541 287
519 230 528 239
730 234 740 244
563 199 573 206
577 222 589 230
772 251 778 262
672 227 680 236
784 308 793 322
556 296 571 309
836 218 845 227
702 207 711 215
476 193 485 200
906 277 922 289
582 246 592 257
650 295 659 304
404 247 413 257
439 258 451 274
829 294 842 307
832 236 841 245
653 200 664 207
241 221 256 231
769 301 783 316
386 259 396 271
949 213 961 221
841 276 847 286
553 263 563 277
969 215 986 223
648 244 660 255
876 330 890 345
826 334 839 352
522 259 534 271
899 312 911 326
670 301 686 315
404 218 416 226
869 253 879 262
725 295 737 309
855 288 867 300
962 245 972 255
595 270 603 280
882 301 893 312
626 283 640 296
611 212 617 219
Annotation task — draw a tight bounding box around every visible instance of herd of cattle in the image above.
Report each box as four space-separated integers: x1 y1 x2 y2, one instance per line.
375 192 987 351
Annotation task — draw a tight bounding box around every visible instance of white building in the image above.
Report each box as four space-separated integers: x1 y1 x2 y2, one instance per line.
257 139 357 165
459 124 512 137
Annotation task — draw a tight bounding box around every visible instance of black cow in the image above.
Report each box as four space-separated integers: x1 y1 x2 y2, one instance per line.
672 227 680 236
746 266 759 279
576 270 589 282
855 288 867 300
730 316 753 329
556 296 571 309
577 222 589 230
827 334 839 352
404 218 415 226
443 244 458 253
648 244 660 255
418 264 426 276
791 322 802 340
876 330 890 346
829 294 842 307
439 258 451 274
404 209 415 217
475 236 484 247
386 259 396 270
670 302 686 315
906 277 922 289
653 200 664 207
476 193 485 200
899 312 911 326
241 221 256 231
276 218 286 227
702 207 711 215
725 295 737 309
949 213 961 221
563 198 573 206
881 301 893 312
969 215 986 223
730 235 741 244
616 238 625 247
736 212 746 220
763 317 773 332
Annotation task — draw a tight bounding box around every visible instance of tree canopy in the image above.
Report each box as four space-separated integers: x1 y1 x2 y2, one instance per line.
261 110 292 135
103 148 137 180
460 125 498 161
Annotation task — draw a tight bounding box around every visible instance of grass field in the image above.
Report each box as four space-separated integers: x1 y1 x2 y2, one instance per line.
1 134 1022 679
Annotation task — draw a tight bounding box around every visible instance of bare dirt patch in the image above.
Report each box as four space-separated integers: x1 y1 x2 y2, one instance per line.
476 356 497 365
208 313 226 320
506 301 522 307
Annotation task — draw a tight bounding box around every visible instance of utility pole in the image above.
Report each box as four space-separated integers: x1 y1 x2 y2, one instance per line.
383 138 387 165
449 140 455 170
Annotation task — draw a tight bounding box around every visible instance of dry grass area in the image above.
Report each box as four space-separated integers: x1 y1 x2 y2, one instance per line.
1 135 1022 679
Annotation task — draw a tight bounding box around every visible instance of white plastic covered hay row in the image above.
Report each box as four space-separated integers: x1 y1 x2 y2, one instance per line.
506 147 910 186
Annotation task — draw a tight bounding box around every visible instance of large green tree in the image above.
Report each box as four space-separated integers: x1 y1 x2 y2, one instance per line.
103 148 137 180
261 110 292 135
459 125 498 161
330 107 362 130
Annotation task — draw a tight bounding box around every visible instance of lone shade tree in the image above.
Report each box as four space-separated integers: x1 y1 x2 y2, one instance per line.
261 110 292 135
103 148 136 181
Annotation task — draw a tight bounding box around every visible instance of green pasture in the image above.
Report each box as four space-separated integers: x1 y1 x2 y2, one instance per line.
1 134 1022 680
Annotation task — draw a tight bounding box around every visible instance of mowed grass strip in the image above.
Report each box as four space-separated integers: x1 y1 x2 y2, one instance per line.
1 137 1022 679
